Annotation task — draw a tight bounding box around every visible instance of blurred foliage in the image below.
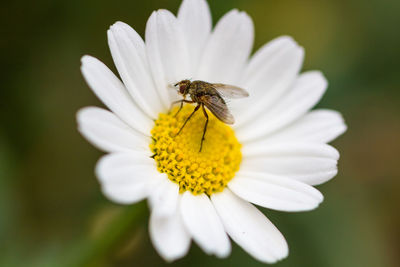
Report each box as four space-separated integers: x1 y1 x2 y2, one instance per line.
1 0 399 266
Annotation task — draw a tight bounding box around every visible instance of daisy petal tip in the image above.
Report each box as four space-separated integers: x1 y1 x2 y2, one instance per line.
94 155 108 178
101 185 139 205
318 143 340 160
298 44 305 55
280 242 289 259
151 9 177 26
75 107 87 122
75 106 94 127
279 35 296 43
111 20 128 28
148 10 156 18
225 8 239 17
159 252 186 263
178 0 212 30
108 24 120 33
214 241 232 258
337 113 348 135
106 28 113 40
238 10 252 21
262 246 289 264
108 22 117 30
156 8 172 16
179 0 204 7
276 35 303 49
316 189 324 203
342 122 348 135
239 11 254 30
94 153 118 182
146 11 157 25
304 186 324 210
80 55 103 74
309 70 328 86
332 147 340 160
151 233 190 263
80 54 94 65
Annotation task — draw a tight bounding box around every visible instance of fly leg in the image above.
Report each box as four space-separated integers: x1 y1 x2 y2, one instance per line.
170 99 194 117
177 104 200 135
199 104 209 152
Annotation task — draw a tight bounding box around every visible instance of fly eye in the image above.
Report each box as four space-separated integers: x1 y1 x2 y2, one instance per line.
179 84 186 94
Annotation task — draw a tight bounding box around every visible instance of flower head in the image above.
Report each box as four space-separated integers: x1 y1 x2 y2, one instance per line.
77 0 346 263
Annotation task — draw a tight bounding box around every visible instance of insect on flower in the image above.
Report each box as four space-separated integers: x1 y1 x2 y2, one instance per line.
171 79 249 152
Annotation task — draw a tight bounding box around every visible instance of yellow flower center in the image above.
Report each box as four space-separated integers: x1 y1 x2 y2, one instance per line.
150 105 242 196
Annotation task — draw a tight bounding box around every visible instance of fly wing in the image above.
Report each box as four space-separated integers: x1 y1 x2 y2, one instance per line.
212 83 249 99
201 94 235 124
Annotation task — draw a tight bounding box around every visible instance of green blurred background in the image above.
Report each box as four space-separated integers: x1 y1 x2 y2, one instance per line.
1 0 399 266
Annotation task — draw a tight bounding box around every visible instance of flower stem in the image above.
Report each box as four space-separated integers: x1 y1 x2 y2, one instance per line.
64 202 148 267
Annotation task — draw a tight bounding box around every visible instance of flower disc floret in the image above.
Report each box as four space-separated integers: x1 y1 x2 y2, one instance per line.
150 105 242 195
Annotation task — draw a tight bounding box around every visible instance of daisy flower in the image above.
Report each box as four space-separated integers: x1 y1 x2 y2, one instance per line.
77 0 346 263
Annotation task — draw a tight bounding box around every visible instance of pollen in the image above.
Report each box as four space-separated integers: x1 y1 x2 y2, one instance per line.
150 105 242 196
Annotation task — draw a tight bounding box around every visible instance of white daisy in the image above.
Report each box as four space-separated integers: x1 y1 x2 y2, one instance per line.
77 0 346 263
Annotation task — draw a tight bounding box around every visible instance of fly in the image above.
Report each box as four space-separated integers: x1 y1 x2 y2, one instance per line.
171 79 249 152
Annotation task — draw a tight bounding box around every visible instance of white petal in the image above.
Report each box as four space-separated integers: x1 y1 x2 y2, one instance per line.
233 36 304 126
108 22 163 118
80 56 152 135
178 0 211 74
196 10 254 84
243 142 339 159
229 171 323 212
149 196 191 262
211 189 288 263
146 10 190 108
180 192 231 257
148 178 179 218
241 143 339 185
95 153 160 204
264 109 347 143
236 71 327 142
77 106 150 153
